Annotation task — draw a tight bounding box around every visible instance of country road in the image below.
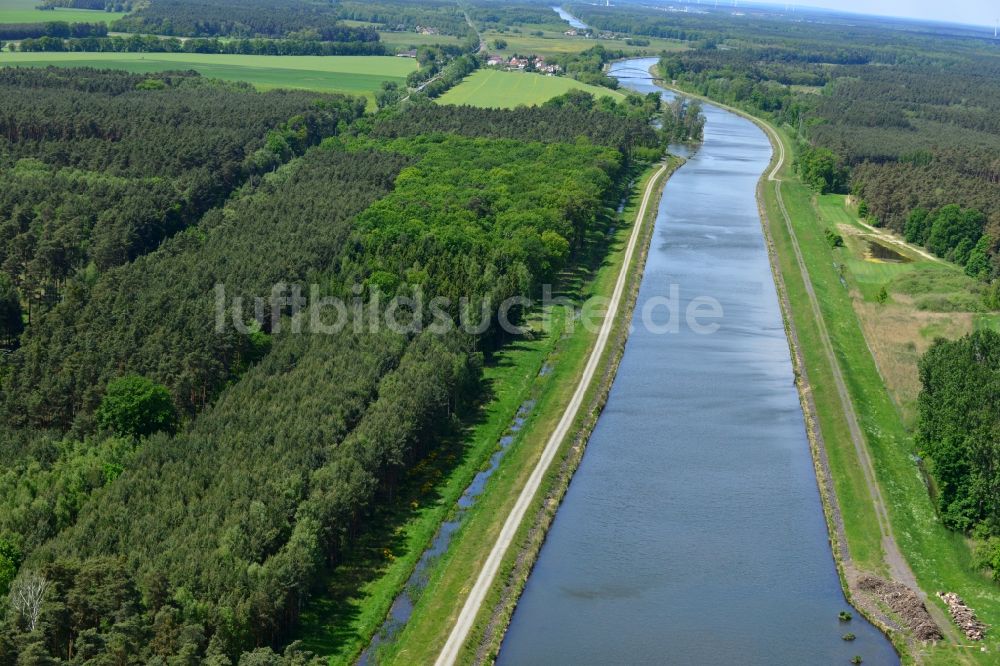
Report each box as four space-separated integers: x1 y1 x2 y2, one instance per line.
433 161 670 666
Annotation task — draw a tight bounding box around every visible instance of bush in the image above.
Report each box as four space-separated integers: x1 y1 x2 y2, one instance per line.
96 375 177 438
839 611 853 621
973 535 1000 581
825 227 844 248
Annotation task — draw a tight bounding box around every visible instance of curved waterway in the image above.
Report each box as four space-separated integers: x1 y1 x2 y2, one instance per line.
497 58 899 665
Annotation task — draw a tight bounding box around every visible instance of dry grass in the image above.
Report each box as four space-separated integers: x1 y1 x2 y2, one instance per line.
853 301 973 426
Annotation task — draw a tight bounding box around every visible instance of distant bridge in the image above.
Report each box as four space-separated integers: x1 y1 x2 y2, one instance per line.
608 64 666 83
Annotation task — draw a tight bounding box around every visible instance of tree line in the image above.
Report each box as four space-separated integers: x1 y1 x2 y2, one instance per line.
15 34 388 56
112 0 379 40
0 21 106 41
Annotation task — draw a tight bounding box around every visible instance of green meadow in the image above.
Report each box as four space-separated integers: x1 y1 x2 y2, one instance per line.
0 0 125 24
437 68 624 108
0 52 415 101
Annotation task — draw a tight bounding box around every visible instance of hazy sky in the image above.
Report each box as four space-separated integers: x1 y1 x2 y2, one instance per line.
795 0 997 28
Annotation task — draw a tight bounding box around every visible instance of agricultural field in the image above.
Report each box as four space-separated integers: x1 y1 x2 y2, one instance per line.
437 68 624 108
0 0 125 24
0 52 415 101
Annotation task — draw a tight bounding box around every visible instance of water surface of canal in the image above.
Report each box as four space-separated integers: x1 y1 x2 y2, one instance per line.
497 58 899 665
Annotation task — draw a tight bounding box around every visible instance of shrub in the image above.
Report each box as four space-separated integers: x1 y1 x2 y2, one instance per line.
825 227 844 248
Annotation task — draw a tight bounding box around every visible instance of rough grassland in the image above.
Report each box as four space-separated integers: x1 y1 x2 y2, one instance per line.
437 68 623 108
0 52 414 100
0 0 125 24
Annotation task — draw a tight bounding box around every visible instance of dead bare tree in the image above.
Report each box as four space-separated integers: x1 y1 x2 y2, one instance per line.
10 571 48 632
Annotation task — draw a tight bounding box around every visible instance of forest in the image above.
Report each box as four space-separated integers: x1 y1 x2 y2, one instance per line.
112 0 378 40
333 0 471 37
465 0 566 33
14 34 389 56
0 63 661 661
0 67 360 340
0 22 107 41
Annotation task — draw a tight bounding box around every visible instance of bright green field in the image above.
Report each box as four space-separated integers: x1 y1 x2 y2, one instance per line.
0 52 415 101
0 0 125 24
437 68 623 108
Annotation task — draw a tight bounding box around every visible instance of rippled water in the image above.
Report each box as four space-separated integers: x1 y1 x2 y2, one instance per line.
496 59 899 665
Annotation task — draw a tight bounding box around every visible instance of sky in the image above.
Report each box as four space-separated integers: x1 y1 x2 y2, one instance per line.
793 0 997 28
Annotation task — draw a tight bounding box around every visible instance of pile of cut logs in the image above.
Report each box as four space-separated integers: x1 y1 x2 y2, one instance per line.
937 592 987 641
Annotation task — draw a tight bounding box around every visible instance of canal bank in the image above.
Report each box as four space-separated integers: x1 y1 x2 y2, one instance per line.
494 58 899 665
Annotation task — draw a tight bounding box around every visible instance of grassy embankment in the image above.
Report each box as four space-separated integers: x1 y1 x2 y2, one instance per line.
758 124 1000 664
0 52 414 103
372 160 674 665
436 67 624 108
0 0 125 24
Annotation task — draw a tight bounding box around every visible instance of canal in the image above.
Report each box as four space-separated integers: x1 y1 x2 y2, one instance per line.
496 58 899 665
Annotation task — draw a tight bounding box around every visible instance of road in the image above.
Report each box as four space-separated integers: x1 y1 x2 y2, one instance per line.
434 161 670 666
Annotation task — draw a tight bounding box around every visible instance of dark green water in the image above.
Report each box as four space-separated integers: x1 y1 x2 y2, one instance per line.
496 59 899 665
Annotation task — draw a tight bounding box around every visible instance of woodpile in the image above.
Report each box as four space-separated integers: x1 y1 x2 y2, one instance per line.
857 575 942 641
937 592 987 641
